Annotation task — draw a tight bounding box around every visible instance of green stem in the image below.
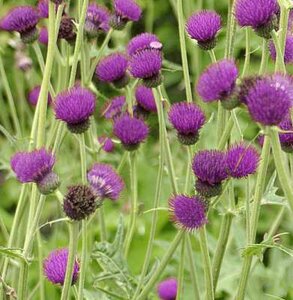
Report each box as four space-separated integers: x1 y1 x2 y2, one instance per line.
37 232 45 300
258 39 269 74
241 28 251 77
225 0 237 59
177 234 186 300
146 0 154 32
208 50 217 63
272 30 286 74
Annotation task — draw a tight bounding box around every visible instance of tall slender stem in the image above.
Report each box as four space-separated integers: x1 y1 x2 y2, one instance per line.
177 234 186 300
242 28 251 77
258 39 269 74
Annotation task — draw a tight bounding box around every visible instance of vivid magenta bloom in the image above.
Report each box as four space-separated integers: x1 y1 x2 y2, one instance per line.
113 114 149 150
43 248 79 286
135 85 157 113
157 278 178 300
127 33 161 56
0 6 39 43
96 53 129 88
28 86 52 106
246 76 291 126
102 96 126 119
87 163 124 200
54 86 96 134
226 143 260 178
269 35 293 64
85 3 110 38
98 136 115 152
37 0 49 18
39 27 48 45
169 195 207 231
168 102 205 145
129 49 163 87
197 59 238 102
235 0 279 38
186 10 221 50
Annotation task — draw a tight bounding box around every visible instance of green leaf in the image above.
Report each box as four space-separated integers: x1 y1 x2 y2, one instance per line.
0 247 28 264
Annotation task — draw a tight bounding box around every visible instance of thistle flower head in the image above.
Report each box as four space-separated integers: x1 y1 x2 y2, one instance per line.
127 33 161 56
102 96 126 119
135 85 157 113
269 35 293 64
37 0 50 18
168 102 205 145
54 86 96 134
169 195 207 231
28 86 52 106
39 27 48 45
43 248 79 286
113 114 149 151
237 75 262 104
87 163 124 200
279 114 293 152
197 59 238 102
186 10 221 50
114 0 142 22
226 143 260 178
98 136 115 153
58 16 76 44
157 278 178 300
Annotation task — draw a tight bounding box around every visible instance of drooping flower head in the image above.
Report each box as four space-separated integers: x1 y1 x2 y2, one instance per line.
0 6 39 43
235 0 279 38
113 114 149 151
39 27 48 45
129 49 163 88
110 0 142 30
226 143 260 178
85 3 110 38
54 86 96 134
168 102 205 145
186 10 221 50
192 150 227 198
63 185 100 221
157 278 178 300
102 96 126 119
28 86 52 106
43 248 79 286
98 136 115 153
279 114 293 153
135 85 157 115
58 16 76 44
169 195 207 231
269 35 293 64
87 163 124 200
96 53 129 88
127 33 162 56
197 59 239 109
11 148 59 195
246 76 292 126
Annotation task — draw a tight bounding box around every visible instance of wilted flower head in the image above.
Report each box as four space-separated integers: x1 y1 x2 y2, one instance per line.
168 102 205 145
0 6 39 43
43 248 79 286
113 114 149 151
63 185 99 220
197 59 238 104
169 195 207 231
87 163 124 200
96 53 129 88
129 49 163 87
235 0 279 38
39 27 48 45
98 136 115 153
102 96 126 119
269 35 293 64
246 76 292 126
157 278 178 300
226 143 260 178
54 86 96 134
135 85 157 113
58 16 76 44
85 3 110 38
28 86 52 106
279 114 293 153
11 148 59 194
186 10 221 50
127 33 161 56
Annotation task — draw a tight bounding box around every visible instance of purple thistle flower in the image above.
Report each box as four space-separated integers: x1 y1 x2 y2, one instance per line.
43 248 79 286
85 3 110 38
102 96 126 119
28 85 52 106
169 195 207 231
197 59 238 103
246 76 291 126
237 75 263 104
0 6 39 43
157 278 178 300
269 35 293 64
11 148 59 194
58 16 76 44
98 136 115 153
129 49 163 88
96 53 129 88
39 27 48 45
235 0 279 38
37 0 49 18
54 86 96 134
135 85 157 113
113 113 149 151
186 10 221 50
226 143 260 178
127 33 161 56
168 102 205 145
279 114 293 153
87 163 124 200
